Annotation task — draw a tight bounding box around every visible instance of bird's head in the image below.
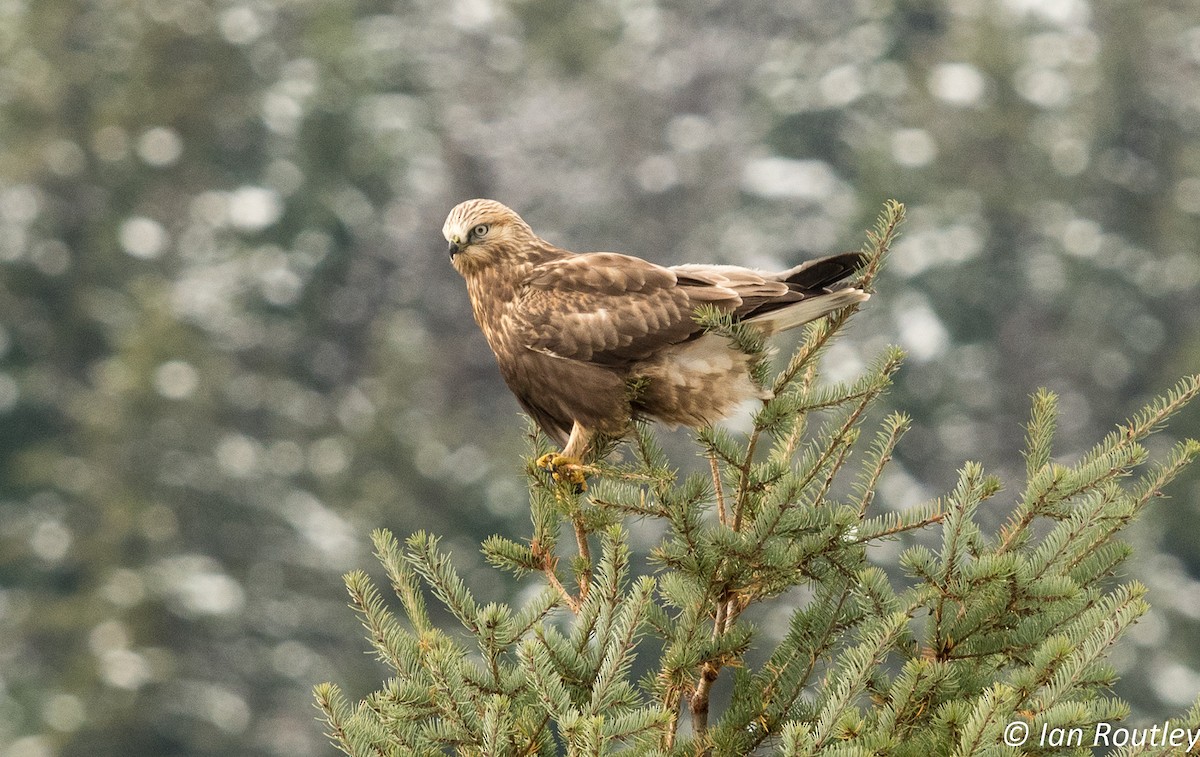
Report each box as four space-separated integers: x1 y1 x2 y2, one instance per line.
442 199 537 274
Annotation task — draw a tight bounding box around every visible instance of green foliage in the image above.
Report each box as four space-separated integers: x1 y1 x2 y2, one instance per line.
317 203 1200 755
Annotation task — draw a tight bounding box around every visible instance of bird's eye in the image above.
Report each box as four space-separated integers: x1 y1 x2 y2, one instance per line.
471 224 489 239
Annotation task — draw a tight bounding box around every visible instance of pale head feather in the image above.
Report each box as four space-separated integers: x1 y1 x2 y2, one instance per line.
442 199 543 272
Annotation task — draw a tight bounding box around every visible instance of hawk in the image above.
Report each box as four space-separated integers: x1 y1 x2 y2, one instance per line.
444 199 869 486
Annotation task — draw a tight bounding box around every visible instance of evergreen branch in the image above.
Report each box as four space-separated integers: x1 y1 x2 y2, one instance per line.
343 569 412 674
795 348 902 496
590 575 656 715
631 421 674 480
853 501 946 543
997 379 1200 554
481 695 517 756
769 312 847 401
372 529 432 636
1086 374 1200 465
859 198 905 291
732 431 762 532
1026 583 1149 712
740 352 900 571
1023 388 1058 484
1131 438 1200 510
699 424 747 478
730 579 857 752
1007 554 1132 666
654 594 711 746
421 645 485 745
693 304 769 363
1001 375 1199 557
584 527 633 667
819 433 857 504
950 684 1016 757
764 346 904 446
749 343 899 526
811 612 908 751
404 531 481 635
527 481 563 546
1026 483 1127 577
772 371 816 468
876 658 953 738
730 296 895 534
482 534 545 577
770 199 902 400
689 660 720 742
1020 440 1195 588
777 721 818 755
314 683 361 757
930 463 1002 659
851 412 912 517
511 587 564 644
337 703 398 757
519 633 577 732
588 474 672 517
935 463 990 585
1066 541 1134 585
519 712 555 757
601 707 672 741
540 622 598 695
475 603 516 688
1113 696 1200 757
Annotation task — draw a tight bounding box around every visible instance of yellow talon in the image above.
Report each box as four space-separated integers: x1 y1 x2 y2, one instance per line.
536 453 591 490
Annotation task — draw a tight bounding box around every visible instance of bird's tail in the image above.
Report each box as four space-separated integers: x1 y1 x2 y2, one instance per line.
744 250 869 333
745 287 869 333
777 251 867 290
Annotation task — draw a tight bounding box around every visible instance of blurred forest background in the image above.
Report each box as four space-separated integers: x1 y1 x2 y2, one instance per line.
2 0 1199 755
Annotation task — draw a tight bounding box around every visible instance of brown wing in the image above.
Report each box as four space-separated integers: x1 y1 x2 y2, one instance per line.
513 251 864 367
514 253 741 367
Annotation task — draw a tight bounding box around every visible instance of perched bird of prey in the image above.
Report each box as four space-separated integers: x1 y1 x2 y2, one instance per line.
444 199 869 486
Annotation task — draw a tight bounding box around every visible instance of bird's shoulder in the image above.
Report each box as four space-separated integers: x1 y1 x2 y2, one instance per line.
504 252 708 366
523 252 678 295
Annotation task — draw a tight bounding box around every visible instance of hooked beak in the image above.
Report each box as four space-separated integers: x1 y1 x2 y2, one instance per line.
448 240 461 257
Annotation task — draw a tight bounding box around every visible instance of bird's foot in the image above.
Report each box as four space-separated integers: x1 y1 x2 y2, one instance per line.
536 453 592 491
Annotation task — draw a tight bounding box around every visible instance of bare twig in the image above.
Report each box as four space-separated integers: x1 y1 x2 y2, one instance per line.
709 451 727 527
573 517 591 601
531 540 580 613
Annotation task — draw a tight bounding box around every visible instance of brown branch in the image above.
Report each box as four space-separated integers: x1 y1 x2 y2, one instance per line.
662 684 683 752
732 431 760 531
573 517 591 601
546 569 580 614
689 661 720 749
689 598 726 744
709 451 728 527
531 540 580 613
